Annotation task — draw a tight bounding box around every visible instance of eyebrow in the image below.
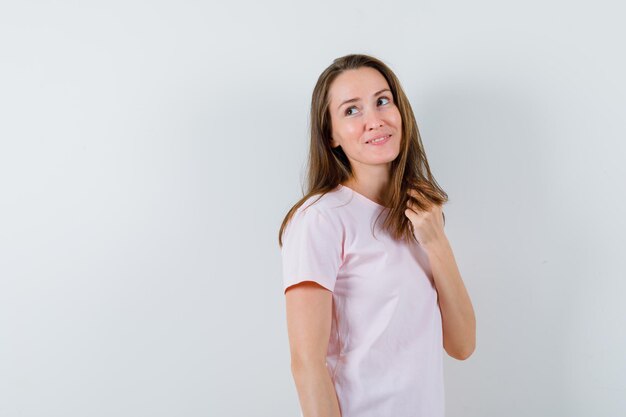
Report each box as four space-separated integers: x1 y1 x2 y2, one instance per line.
336 88 391 111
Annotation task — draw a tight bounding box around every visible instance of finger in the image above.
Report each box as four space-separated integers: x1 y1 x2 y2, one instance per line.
407 187 425 198
405 207 421 222
407 199 425 215
406 200 419 213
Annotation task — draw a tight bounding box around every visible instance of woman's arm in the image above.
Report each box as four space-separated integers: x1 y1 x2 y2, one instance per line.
285 281 342 417
404 192 476 360
423 236 476 360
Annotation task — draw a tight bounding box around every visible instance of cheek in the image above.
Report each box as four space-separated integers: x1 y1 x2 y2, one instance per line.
341 121 362 140
392 108 403 128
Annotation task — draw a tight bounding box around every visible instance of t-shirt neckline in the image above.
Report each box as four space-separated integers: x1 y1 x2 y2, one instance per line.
338 184 387 209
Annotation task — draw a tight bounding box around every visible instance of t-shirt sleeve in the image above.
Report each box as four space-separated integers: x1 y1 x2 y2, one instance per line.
281 206 344 294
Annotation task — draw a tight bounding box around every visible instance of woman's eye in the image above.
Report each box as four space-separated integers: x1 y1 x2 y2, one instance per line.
345 97 391 116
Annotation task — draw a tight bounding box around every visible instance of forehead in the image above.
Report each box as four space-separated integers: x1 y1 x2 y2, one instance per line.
329 67 390 104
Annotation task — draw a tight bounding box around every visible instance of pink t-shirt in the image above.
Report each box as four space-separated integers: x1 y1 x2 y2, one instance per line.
281 184 444 417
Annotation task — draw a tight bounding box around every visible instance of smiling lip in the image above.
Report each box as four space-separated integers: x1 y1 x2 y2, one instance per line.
366 134 391 145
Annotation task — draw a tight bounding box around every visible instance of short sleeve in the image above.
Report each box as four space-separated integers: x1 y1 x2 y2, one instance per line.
281 206 344 294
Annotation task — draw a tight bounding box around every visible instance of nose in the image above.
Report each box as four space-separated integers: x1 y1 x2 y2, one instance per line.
364 106 384 130
367 118 384 131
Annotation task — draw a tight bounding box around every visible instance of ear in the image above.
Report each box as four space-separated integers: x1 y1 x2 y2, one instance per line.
330 137 338 148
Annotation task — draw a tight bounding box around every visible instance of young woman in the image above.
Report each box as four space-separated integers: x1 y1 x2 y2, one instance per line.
278 54 476 417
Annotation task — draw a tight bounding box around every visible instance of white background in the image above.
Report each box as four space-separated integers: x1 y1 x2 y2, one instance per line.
1 1 625 416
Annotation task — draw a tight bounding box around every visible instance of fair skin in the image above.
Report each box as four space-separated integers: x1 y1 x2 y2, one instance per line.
285 282 341 417
286 67 475 417
329 66 403 204
404 191 476 360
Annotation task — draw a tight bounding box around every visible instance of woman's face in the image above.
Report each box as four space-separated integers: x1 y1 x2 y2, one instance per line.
328 67 402 175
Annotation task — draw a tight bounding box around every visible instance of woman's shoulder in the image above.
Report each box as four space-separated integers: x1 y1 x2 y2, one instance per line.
297 185 350 216
283 187 347 243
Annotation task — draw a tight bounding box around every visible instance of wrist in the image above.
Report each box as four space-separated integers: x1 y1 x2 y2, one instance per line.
422 234 450 255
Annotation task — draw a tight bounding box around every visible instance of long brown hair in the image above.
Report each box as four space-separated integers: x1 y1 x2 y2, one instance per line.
278 53 448 248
